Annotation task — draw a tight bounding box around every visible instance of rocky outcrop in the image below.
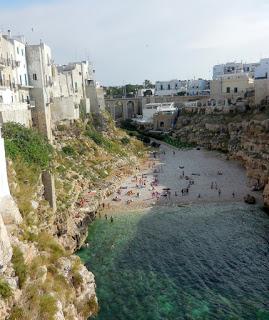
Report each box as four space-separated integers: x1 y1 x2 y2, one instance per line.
174 108 269 207
0 196 22 225
55 157 138 252
0 214 12 270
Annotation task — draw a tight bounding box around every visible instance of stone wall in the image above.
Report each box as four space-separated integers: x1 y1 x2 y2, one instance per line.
50 96 80 124
0 103 32 128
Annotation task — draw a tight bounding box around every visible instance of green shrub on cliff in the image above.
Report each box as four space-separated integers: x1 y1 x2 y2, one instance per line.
12 246 28 289
0 278 12 299
39 294 58 319
3 122 52 169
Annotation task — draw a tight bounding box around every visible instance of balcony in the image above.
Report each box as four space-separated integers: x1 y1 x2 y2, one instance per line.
0 57 20 69
0 79 12 88
18 83 34 89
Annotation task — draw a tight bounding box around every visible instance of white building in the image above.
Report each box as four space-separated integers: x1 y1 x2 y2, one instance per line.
136 102 176 124
213 61 259 80
187 79 210 96
254 58 269 79
155 80 187 96
0 32 33 127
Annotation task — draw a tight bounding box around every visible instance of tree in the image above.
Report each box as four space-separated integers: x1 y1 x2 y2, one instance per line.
143 80 154 89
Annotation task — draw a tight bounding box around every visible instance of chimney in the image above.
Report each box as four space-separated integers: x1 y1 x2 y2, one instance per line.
7 30 11 39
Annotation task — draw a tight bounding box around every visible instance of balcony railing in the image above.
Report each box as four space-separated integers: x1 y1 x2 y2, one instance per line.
0 57 20 69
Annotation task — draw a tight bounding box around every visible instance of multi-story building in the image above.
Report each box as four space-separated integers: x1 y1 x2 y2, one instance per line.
187 79 210 96
26 42 55 141
211 73 254 104
254 58 269 105
213 61 259 80
0 32 33 126
155 80 187 96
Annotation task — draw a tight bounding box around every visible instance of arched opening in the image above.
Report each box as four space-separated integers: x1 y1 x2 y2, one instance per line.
115 101 124 120
127 101 135 119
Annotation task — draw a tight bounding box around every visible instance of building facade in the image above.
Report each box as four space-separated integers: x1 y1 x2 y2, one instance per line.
155 80 187 96
213 61 259 80
0 33 32 126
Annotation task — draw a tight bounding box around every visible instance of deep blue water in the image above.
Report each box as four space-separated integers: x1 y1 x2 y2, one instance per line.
78 203 269 320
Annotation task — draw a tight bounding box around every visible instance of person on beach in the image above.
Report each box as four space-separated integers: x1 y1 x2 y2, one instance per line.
198 194 201 198
232 192 235 198
218 189 221 197
110 216 114 223
105 214 108 220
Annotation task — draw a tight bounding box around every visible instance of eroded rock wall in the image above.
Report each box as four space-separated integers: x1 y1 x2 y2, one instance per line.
174 109 269 207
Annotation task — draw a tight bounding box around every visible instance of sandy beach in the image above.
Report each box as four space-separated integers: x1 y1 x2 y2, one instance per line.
101 143 261 216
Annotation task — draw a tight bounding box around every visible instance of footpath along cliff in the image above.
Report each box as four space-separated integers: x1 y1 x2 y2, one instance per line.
0 113 145 320
172 105 269 208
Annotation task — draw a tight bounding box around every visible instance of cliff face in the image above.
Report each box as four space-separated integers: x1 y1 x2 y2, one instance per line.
0 115 145 319
173 107 269 207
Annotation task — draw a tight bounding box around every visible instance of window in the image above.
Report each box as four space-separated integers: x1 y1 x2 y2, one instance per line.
25 74 27 85
33 73 37 80
21 49 24 56
234 87 238 93
17 47 19 54
168 84 171 90
0 95 3 103
20 75 22 85
226 87 230 93
160 85 163 90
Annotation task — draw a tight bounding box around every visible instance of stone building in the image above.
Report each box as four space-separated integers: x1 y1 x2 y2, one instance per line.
254 59 269 105
0 32 33 126
153 108 178 131
26 42 54 141
210 73 254 104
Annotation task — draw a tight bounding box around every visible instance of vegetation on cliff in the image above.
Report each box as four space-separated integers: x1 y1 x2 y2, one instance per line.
3 113 145 319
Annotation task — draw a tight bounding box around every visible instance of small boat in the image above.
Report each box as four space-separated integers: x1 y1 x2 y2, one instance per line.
179 166 184 169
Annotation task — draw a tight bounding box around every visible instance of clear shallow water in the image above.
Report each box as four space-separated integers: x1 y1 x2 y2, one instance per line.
78 203 269 320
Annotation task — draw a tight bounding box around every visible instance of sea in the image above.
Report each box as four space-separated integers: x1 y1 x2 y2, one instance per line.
78 203 269 320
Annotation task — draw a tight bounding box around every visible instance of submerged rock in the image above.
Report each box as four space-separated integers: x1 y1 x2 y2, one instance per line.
244 194 256 205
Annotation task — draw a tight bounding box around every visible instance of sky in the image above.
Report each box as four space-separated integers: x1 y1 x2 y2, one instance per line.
1 0 269 85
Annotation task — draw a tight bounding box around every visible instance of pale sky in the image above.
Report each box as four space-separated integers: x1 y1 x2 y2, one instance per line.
1 0 269 85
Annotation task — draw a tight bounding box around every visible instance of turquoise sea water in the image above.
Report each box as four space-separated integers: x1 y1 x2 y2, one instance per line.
78 203 269 320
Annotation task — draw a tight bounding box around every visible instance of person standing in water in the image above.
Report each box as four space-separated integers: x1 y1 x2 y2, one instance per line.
110 216 114 223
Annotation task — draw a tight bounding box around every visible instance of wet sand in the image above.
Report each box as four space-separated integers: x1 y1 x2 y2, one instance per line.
101 144 261 215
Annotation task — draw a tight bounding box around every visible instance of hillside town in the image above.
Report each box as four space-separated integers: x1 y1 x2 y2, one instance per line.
105 59 269 131
0 31 105 142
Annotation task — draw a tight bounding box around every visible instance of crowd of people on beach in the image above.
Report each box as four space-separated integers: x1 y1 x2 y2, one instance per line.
99 145 239 222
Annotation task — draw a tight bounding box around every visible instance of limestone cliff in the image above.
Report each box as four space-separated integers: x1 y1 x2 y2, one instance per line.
173 106 269 207
0 114 145 319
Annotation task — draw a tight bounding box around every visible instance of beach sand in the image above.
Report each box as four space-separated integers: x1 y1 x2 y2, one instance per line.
101 144 261 216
